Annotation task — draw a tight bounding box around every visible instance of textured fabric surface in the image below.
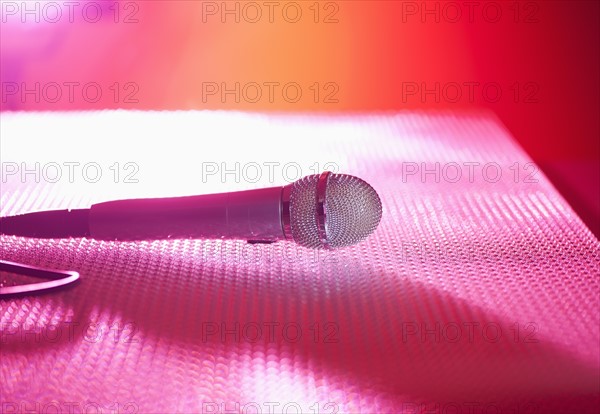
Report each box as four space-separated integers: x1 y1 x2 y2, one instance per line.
1 111 598 413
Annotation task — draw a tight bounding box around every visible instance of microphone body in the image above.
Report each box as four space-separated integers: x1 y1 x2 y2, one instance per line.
89 186 286 242
1 172 382 249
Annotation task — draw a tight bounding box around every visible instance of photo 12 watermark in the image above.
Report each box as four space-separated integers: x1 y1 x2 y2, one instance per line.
397 239 561 264
1 161 140 184
1 401 139 414
201 401 339 414
1 82 140 106
200 1 340 24
398 321 540 344
198 239 342 266
399 161 540 184
0 321 139 344
201 82 340 105
401 81 540 104
199 321 339 344
1 1 140 24
399 1 541 24
200 161 340 184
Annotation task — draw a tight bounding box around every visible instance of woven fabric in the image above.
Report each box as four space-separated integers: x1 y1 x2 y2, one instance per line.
1 111 598 413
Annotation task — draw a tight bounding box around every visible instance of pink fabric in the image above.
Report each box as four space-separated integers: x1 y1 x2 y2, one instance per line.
1 111 598 413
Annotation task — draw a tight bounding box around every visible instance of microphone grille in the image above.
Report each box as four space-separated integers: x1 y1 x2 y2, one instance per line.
289 173 382 249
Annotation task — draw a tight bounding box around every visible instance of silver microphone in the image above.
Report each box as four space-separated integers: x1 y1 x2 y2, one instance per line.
1 171 382 249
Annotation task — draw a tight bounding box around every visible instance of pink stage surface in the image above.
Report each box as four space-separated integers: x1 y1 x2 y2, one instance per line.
1 111 598 413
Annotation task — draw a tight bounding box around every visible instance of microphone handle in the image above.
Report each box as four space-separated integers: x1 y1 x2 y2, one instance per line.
89 186 286 242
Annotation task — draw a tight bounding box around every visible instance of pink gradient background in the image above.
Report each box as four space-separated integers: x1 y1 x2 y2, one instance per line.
1 2 600 412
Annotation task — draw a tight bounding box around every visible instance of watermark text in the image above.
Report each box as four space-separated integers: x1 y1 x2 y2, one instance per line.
1 1 140 24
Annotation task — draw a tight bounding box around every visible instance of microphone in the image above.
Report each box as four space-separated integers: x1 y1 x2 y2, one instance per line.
0 172 382 249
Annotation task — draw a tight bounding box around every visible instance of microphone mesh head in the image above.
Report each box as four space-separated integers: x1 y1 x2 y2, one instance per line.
289 173 382 249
